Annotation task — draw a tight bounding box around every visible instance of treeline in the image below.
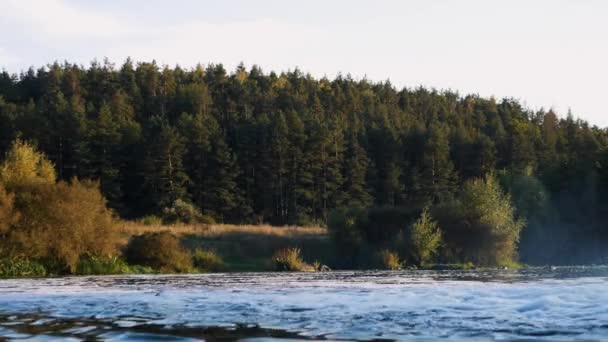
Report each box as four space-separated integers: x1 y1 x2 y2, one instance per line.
1 59 608 264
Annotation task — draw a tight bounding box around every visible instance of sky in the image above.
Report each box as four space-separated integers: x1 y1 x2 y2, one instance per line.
1 0 607 126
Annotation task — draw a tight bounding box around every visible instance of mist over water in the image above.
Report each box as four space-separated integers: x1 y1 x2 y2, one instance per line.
1 268 608 341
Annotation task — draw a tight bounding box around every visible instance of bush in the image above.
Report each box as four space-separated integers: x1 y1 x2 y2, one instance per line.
75 255 133 275
192 249 224 272
0 258 47 278
124 232 193 273
2 179 119 273
0 139 55 190
435 174 524 266
409 207 442 266
377 249 402 270
327 208 366 266
329 206 419 268
162 199 213 224
138 215 163 226
0 185 18 236
272 247 314 272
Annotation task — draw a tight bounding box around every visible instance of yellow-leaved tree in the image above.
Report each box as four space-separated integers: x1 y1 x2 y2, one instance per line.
0 139 56 190
0 140 119 273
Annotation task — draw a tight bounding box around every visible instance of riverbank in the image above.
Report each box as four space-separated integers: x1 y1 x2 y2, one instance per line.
1 222 527 278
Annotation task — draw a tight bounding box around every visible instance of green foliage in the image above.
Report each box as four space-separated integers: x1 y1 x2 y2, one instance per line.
124 232 193 273
377 249 402 270
414 122 458 203
162 199 210 224
75 255 133 275
327 208 366 267
342 133 373 208
272 247 313 272
0 258 47 278
436 174 524 266
364 207 417 244
192 249 224 272
143 120 190 211
202 136 250 222
499 172 550 221
138 215 163 226
329 205 445 268
409 208 442 266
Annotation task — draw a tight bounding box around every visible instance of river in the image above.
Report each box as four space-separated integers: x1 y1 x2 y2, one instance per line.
1 267 607 341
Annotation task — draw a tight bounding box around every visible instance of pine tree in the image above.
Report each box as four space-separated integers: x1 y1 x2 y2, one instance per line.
269 112 290 223
201 134 249 222
88 103 123 208
142 119 189 211
178 112 213 211
414 122 457 204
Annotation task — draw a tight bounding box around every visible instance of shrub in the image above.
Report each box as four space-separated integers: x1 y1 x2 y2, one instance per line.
192 249 224 272
377 249 402 270
0 139 55 190
327 208 366 266
3 179 119 273
124 232 193 273
272 247 313 272
0 258 47 278
409 207 442 266
329 206 418 268
435 174 524 266
162 199 214 224
0 185 18 235
75 255 132 275
138 215 163 226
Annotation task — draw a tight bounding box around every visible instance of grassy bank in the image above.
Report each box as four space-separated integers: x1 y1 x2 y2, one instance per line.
119 223 331 272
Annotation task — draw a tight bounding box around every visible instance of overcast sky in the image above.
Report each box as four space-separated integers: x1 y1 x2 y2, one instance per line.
1 0 607 126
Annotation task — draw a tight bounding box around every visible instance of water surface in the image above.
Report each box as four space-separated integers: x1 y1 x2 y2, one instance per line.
1 267 608 341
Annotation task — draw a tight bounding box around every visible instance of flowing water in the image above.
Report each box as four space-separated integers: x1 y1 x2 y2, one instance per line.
1 267 608 341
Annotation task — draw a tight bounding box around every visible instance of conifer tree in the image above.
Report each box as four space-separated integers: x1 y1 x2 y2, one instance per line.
414 122 457 203
343 133 373 208
142 119 189 211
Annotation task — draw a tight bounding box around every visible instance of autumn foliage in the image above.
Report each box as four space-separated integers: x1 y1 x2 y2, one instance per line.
0 140 119 273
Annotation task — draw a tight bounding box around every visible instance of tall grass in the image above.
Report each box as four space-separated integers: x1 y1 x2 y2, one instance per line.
378 250 403 270
272 247 314 272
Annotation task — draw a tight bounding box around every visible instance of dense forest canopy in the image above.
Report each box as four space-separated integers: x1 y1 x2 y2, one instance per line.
1 59 607 264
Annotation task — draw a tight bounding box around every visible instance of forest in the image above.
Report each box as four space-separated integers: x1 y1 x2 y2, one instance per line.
1 59 608 266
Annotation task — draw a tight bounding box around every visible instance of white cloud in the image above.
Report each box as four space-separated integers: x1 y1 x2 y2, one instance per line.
0 0 137 40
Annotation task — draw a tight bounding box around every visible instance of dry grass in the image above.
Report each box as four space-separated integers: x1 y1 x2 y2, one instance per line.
119 222 327 241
